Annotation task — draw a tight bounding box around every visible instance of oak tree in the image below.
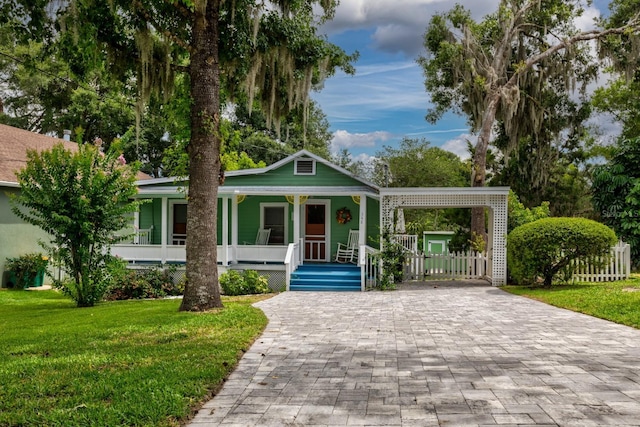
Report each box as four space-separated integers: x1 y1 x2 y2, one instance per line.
419 0 640 242
2 0 354 311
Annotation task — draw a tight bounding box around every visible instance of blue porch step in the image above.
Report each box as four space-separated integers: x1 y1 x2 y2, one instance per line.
290 263 361 292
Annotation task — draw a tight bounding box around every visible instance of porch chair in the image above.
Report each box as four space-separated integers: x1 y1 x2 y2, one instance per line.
137 225 154 245
335 229 359 263
244 228 271 245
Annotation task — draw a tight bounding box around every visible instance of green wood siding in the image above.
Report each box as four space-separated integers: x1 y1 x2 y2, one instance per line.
237 196 291 244
224 161 367 188
367 196 380 248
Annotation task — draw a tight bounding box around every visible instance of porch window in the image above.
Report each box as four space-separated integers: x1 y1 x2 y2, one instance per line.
261 203 287 245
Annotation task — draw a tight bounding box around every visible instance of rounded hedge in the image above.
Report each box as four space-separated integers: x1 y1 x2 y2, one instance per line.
507 217 617 286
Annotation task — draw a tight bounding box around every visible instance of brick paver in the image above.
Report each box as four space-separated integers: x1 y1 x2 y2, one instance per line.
188 282 640 426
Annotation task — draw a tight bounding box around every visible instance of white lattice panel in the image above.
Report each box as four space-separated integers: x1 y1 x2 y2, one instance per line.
380 188 509 286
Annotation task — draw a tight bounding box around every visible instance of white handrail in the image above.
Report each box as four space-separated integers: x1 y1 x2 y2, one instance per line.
360 245 381 290
284 241 302 291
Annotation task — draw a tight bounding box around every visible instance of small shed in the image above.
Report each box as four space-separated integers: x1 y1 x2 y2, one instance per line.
423 231 455 254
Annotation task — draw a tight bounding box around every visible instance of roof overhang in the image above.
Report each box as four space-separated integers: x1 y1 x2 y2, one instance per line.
135 185 379 199
0 180 19 188
379 187 510 197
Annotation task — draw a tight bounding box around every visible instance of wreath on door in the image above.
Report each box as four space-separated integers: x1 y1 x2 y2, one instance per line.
336 207 352 224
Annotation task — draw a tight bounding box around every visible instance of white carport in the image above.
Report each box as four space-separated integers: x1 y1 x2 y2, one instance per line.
380 187 509 286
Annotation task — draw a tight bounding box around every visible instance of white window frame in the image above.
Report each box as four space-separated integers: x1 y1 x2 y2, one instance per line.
294 158 316 175
260 202 289 245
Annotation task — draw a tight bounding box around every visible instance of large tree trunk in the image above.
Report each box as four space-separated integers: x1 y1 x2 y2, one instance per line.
470 94 500 249
180 0 223 311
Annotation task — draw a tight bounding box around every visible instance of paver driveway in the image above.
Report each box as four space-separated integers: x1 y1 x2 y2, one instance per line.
189 282 640 426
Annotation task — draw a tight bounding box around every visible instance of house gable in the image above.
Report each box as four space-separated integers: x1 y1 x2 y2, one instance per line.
222 159 368 188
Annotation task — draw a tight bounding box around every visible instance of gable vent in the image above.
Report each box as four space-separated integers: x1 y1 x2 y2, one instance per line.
295 159 315 175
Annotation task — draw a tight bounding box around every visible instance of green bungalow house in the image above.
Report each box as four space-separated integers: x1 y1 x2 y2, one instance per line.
112 150 381 291
112 150 510 290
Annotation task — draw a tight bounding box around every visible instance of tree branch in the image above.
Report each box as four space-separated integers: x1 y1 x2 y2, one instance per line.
509 18 640 89
164 0 193 21
131 0 193 53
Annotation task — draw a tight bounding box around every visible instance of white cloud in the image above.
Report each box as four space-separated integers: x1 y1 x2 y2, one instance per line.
331 130 393 152
574 3 601 32
441 134 475 160
322 0 501 57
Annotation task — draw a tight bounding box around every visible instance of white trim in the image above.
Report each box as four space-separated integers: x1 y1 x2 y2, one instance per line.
136 185 379 198
427 240 447 254
259 202 289 245
359 193 367 251
222 197 229 266
133 210 140 244
0 181 19 188
380 187 509 196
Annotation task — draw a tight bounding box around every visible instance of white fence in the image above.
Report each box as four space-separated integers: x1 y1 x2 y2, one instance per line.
404 251 488 281
572 241 631 282
401 241 631 284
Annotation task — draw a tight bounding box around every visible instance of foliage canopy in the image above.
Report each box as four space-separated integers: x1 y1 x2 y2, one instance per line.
507 217 617 286
11 143 140 307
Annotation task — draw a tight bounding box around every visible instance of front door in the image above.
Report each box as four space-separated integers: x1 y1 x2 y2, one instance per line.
304 203 327 261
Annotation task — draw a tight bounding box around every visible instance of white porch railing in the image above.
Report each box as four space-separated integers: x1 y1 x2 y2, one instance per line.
285 240 303 291
112 242 288 266
235 245 288 263
392 234 418 253
359 245 381 290
572 241 631 282
404 251 487 280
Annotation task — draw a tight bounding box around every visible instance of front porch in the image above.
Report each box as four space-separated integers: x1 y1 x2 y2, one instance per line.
111 151 511 290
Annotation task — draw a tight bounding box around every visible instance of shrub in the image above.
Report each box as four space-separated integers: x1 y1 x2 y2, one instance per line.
507 217 617 286
104 260 184 301
219 270 270 296
379 232 406 290
242 270 270 294
4 253 49 288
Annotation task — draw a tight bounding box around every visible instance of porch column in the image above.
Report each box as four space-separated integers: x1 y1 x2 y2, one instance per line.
293 195 301 245
358 193 367 250
491 195 508 286
359 193 367 291
222 196 229 266
161 197 168 264
133 210 140 244
232 194 239 264
486 207 494 280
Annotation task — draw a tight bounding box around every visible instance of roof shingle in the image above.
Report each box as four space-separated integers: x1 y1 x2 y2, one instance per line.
0 124 79 183
0 124 150 183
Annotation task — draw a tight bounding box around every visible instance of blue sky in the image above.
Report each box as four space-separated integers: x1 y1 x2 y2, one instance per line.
311 0 613 162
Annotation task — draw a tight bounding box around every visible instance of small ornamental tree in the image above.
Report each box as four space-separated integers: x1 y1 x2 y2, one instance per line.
507 218 617 286
11 143 140 307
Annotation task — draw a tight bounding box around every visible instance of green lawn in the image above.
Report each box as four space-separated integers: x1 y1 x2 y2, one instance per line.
502 275 640 329
0 289 269 427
